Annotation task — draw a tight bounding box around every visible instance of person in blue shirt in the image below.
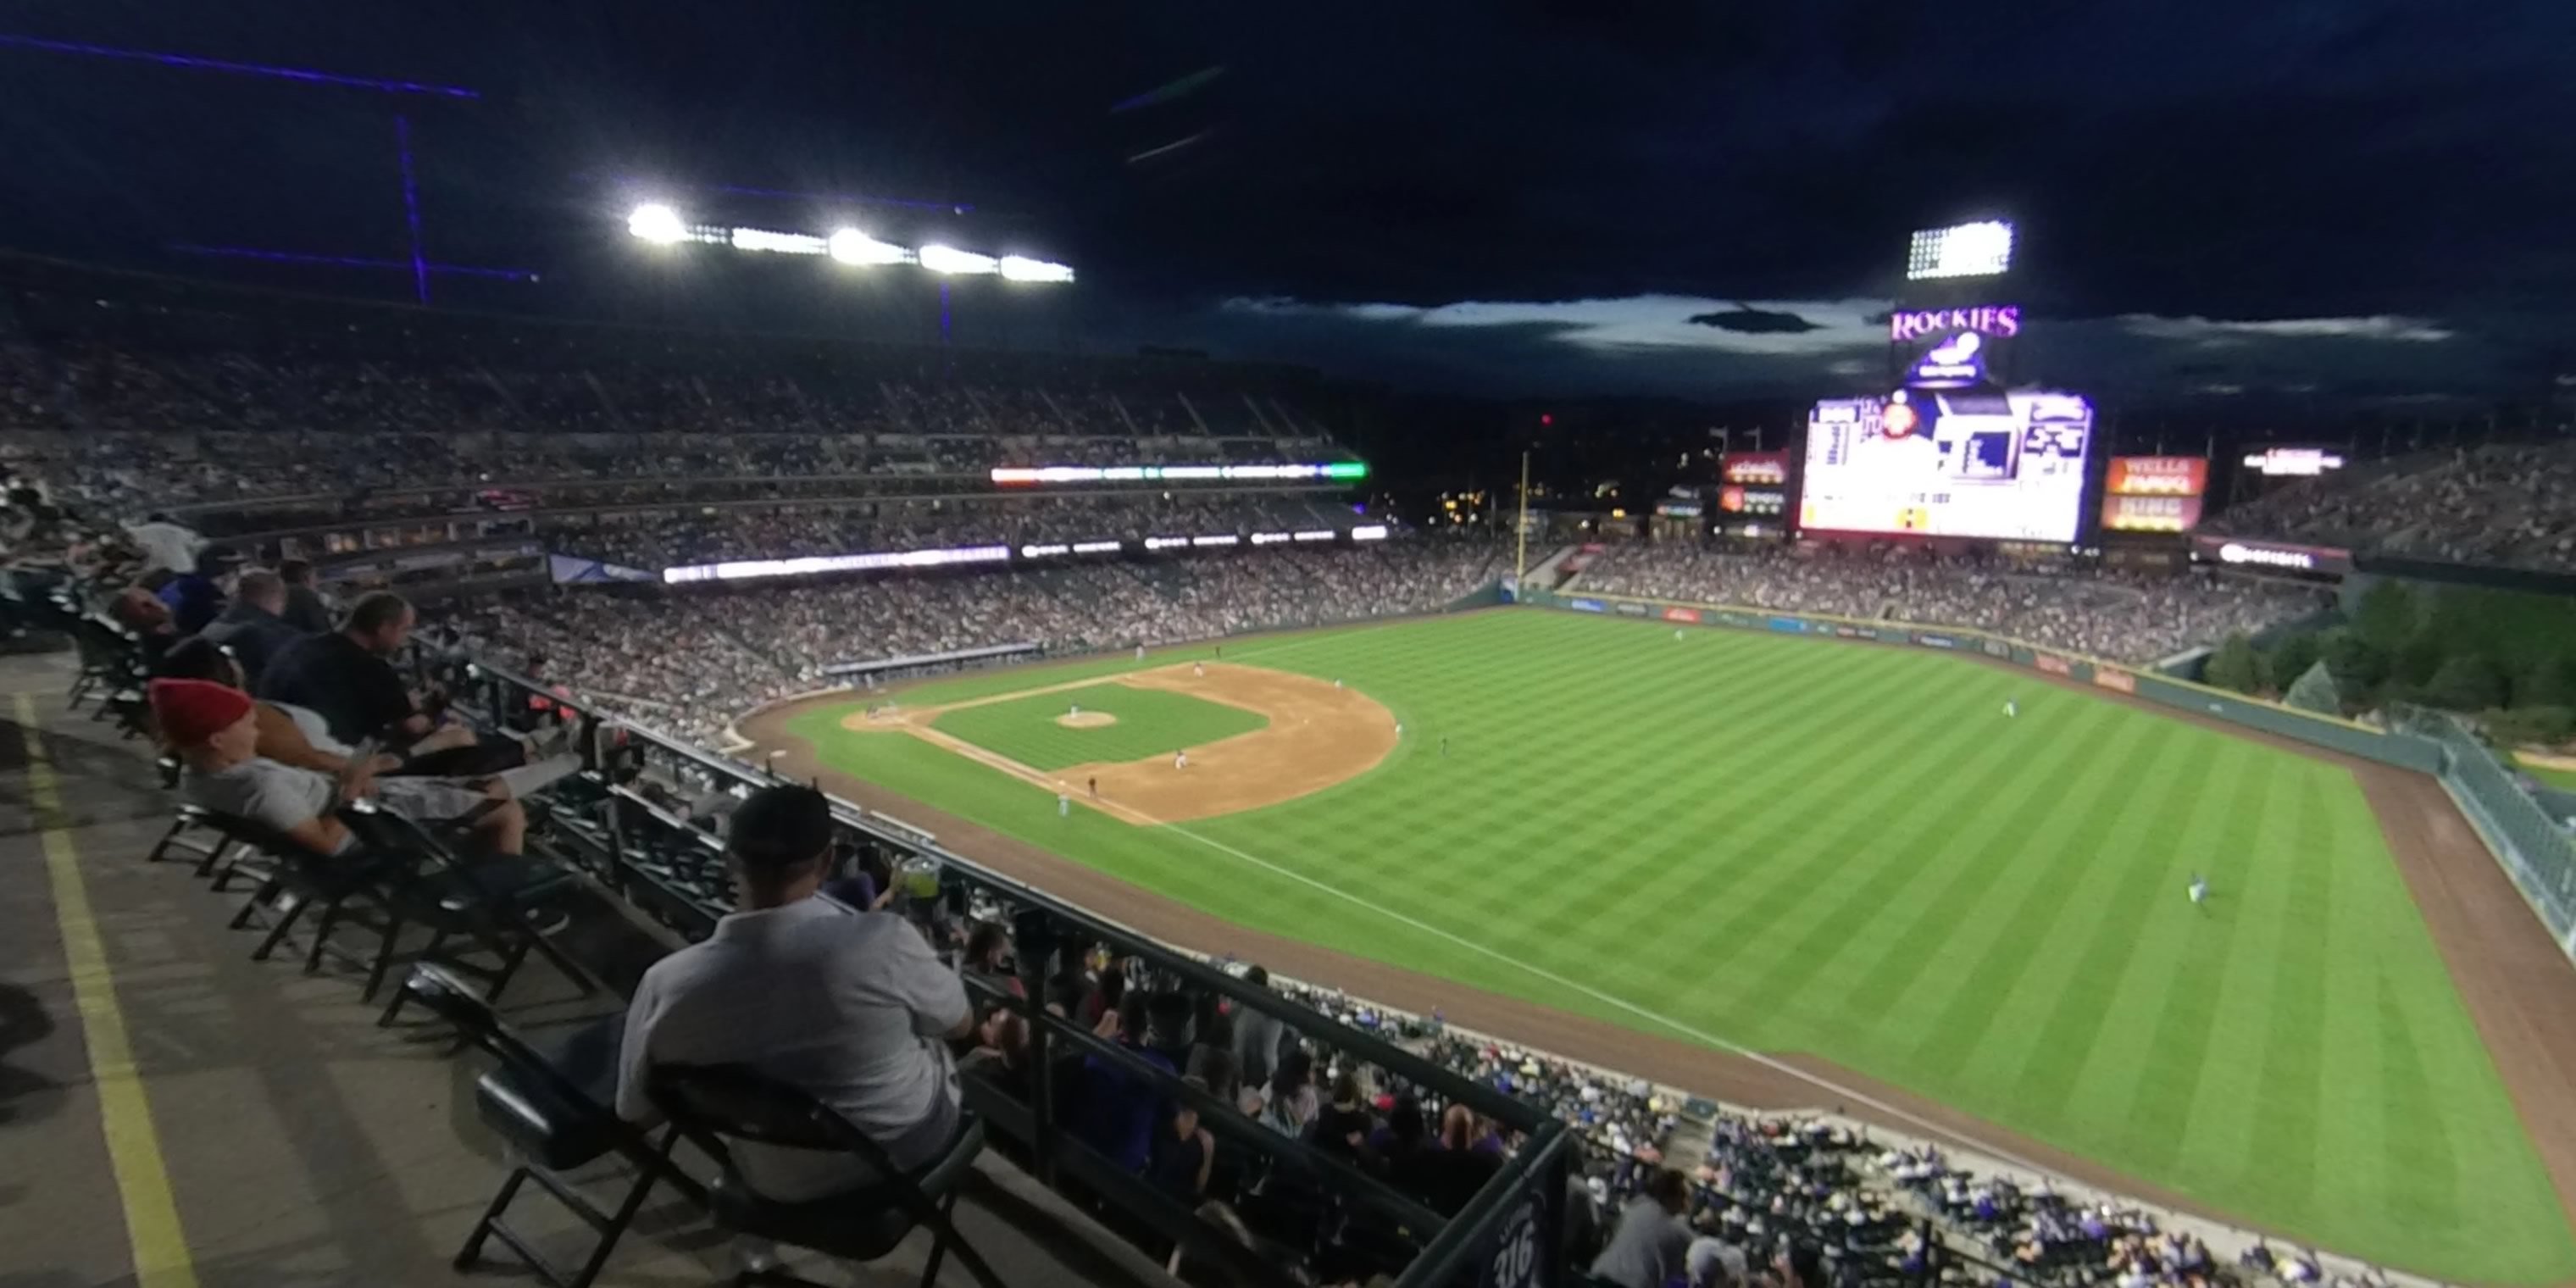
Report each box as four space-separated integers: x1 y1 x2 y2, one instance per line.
158 547 238 636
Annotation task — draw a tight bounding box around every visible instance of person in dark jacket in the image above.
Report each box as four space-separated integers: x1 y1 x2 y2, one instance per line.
276 558 334 634
197 569 308 688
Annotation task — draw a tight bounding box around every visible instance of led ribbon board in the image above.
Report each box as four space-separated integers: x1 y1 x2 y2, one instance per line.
989 462 1368 485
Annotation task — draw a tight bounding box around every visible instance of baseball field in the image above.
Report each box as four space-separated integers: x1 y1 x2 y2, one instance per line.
755 608 2576 1283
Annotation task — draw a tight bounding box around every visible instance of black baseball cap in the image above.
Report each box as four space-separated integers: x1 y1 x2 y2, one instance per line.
728 785 835 873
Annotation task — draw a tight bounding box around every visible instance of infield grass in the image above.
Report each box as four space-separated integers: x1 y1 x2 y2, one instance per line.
930 683 1265 770
784 609 2575 1283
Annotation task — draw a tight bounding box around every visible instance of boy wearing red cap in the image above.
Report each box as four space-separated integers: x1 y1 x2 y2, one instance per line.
151 677 524 858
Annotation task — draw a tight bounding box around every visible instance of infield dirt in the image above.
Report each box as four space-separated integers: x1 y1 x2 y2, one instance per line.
834 661 1398 824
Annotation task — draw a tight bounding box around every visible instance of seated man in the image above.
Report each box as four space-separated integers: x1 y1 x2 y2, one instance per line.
158 546 237 636
196 569 308 689
149 676 525 860
615 786 973 1202
260 591 514 774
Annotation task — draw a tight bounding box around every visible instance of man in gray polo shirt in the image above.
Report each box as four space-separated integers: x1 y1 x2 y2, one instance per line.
615 786 974 1202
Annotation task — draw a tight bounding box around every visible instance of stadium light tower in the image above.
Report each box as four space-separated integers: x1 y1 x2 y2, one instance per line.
828 227 909 265
1906 219 2015 281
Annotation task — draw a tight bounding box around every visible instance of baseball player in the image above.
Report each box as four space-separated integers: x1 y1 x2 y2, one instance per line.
1440 736 1449 758
1087 775 1098 798
1135 644 1146 662
2188 873 2210 910
1334 678 1343 690
1193 662 1205 678
1393 722 1403 737
1058 792 1071 819
1675 628 1685 641
1069 702 1081 719
2004 698 2018 719
1174 749 1189 769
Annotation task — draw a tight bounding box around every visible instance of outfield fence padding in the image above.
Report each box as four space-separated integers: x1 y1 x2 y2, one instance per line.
2399 708 2576 956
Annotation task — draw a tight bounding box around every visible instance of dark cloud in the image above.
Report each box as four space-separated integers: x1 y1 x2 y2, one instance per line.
1687 306 1824 335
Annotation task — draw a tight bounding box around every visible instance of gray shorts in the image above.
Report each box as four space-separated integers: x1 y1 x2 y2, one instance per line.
373 777 497 830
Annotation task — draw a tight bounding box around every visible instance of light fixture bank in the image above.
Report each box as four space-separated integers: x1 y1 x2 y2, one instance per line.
625 203 1074 283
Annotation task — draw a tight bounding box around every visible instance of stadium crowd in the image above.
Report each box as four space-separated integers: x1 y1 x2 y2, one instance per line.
547 493 1339 571
1573 546 2329 665
459 539 1507 741
2206 440 2576 574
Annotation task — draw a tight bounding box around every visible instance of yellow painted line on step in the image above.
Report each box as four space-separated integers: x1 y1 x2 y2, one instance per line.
14 693 200 1288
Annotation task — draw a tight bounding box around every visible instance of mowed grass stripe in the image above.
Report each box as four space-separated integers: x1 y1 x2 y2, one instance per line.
2118 748 2284 1177
1901 717 2182 1081
781 610 2576 1283
1826 701 2133 1033
1642 675 2057 1013
2219 769 2336 1217
1362 636 1920 925
2000 730 2231 1125
1475 647 1951 949
1947 718 2207 1102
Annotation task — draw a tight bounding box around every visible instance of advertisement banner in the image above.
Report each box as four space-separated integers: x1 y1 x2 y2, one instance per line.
2036 654 2072 675
1661 607 1702 624
2095 668 2138 694
1767 616 1807 634
1718 485 1788 515
1568 598 1606 613
2190 535 2353 575
1715 612 1754 628
1981 639 2011 658
1721 451 1792 486
2106 455 2209 497
1916 633 1958 650
1614 601 1650 617
2101 494 2207 533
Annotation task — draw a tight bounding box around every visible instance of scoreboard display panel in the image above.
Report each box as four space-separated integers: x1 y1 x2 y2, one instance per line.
1801 391 2094 541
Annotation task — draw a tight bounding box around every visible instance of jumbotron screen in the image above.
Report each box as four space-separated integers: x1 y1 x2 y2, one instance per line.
1800 391 2095 541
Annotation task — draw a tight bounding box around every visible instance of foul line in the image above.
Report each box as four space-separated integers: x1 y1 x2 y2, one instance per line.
1102 778 2074 1183
14 694 200 1288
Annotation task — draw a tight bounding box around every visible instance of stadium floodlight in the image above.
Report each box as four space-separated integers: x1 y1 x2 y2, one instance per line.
1906 219 2015 280
998 254 1075 283
627 203 688 244
730 226 826 255
828 228 910 266
917 244 998 275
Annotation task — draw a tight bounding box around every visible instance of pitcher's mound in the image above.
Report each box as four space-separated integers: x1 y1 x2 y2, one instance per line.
1056 712 1119 729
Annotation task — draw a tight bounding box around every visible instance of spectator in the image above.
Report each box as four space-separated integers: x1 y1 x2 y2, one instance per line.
158 546 236 635
1591 1167 1693 1288
1146 1075 1218 1203
259 591 425 747
277 558 334 634
148 676 525 859
197 568 306 688
615 786 974 1201
1230 964 1296 1088
1257 1049 1316 1137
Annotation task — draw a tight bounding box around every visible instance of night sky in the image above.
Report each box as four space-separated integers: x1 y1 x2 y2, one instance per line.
3 0 2570 410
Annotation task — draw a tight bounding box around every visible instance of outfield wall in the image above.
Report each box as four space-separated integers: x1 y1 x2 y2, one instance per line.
1524 590 2576 963
1525 588 2441 772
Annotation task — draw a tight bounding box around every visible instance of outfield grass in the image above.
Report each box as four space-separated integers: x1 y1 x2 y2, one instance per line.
930 682 1266 770
2514 755 2576 792
784 610 2574 1282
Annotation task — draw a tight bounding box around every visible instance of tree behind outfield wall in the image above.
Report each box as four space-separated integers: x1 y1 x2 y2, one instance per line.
2268 631 2323 692
2352 580 2420 653
2284 659 2342 715
2424 652 2510 712
2320 626 2388 694
2203 632 2268 695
